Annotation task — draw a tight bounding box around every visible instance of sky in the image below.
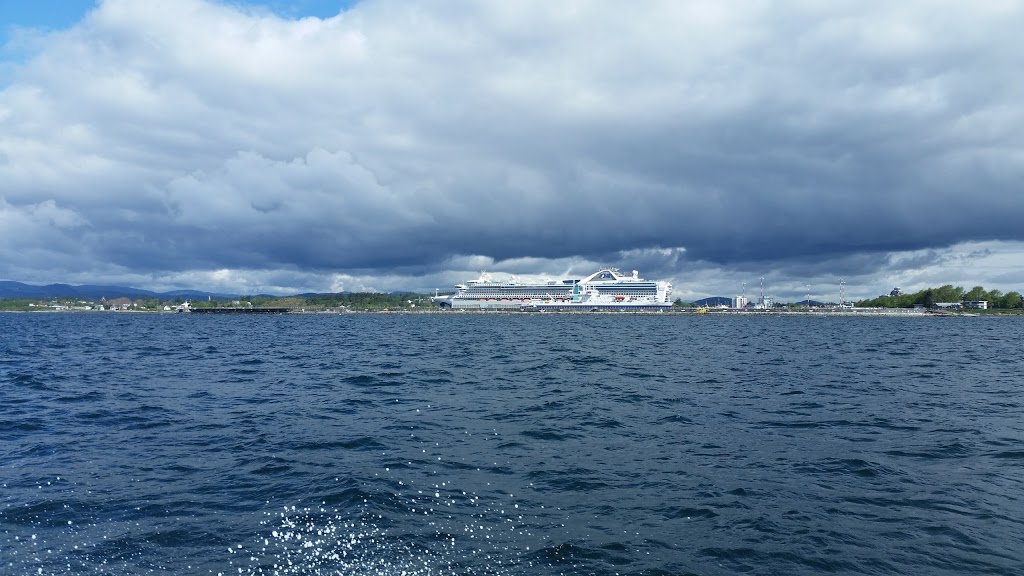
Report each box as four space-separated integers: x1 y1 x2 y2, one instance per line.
1 0 1023 301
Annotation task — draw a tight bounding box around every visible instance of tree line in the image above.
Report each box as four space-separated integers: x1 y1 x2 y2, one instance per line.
855 285 1023 309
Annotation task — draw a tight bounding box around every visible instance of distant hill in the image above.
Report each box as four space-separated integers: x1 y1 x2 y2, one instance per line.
0 280 236 301
292 291 419 297
692 296 734 307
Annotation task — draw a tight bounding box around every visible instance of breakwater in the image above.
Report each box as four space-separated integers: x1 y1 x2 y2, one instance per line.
187 307 292 314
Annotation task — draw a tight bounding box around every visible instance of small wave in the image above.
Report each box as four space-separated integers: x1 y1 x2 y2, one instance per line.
287 437 387 452
526 469 610 492
580 417 623 429
520 428 579 441
11 373 52 391
795 457 901 479
0 417 46 434
250 462 294 475
568 355 608 366
532 541 629 567
760 420 826 429
989 450 1024 459
663 506 717 519
655 414 693 425
54 390 106 403
885 441 974 459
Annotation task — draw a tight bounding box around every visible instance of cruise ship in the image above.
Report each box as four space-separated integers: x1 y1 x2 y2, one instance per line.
434 268 673 310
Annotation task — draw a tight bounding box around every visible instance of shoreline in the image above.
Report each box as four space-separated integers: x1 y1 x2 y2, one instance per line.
2 308 1003 317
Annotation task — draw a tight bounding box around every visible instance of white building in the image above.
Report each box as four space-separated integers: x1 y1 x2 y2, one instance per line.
733 295 748 309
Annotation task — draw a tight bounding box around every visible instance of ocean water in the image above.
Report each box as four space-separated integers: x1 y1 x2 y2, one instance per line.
1 312 1022 575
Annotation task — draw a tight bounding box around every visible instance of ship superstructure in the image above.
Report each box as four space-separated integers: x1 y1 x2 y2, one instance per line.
437 268 673 310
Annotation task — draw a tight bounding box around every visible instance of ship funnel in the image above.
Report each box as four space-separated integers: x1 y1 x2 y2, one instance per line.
632 270 639 279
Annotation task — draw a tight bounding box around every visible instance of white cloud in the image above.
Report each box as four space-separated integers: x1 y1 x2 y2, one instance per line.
1 0 1023 298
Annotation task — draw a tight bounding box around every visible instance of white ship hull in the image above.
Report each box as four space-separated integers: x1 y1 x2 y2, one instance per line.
442 268 673 311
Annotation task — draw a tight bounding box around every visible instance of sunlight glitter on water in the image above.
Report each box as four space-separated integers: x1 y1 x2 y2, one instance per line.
2 488 565 576
239 481 563 576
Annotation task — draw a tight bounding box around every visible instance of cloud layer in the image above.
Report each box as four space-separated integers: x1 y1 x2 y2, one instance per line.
2 0 1023 298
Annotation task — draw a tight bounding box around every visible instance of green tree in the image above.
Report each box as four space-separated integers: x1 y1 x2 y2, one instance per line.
1001 291 1023 309
921 289 935 309
931 285 964 303
963 286 986 302
986 289 1002 305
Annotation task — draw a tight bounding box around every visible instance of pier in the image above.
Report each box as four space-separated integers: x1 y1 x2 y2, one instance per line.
187 307 292 314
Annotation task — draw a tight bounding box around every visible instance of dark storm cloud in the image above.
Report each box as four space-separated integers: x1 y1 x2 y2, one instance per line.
1 0 1023 295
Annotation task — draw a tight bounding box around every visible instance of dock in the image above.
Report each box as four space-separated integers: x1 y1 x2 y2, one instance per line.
186 307 292 314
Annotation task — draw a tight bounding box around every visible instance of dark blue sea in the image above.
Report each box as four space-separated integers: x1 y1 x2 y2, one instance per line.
2 313 1022 575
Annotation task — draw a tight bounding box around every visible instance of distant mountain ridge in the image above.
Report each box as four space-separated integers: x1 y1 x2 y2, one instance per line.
0 280 238 301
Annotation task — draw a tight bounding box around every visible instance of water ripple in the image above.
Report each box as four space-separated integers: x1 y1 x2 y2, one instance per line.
1 314 1023 575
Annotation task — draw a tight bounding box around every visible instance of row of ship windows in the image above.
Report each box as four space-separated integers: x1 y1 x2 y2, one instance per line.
464 289 655 293
462 291 659 295
469 284 659 289
478 286 659 290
